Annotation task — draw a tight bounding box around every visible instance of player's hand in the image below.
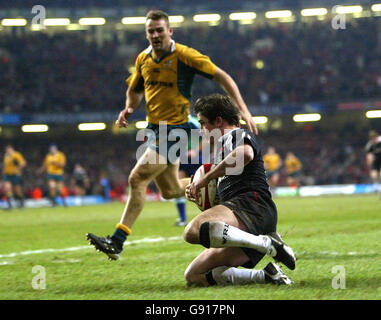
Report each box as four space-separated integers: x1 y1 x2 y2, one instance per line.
185 175 194 201
185 182 201 203
186 175 210 202
116 107 134 128
185 184 194 202
241 112 258 135
185 174 199 202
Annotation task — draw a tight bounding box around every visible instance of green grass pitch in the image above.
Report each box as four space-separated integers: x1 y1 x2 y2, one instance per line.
0 194 380 300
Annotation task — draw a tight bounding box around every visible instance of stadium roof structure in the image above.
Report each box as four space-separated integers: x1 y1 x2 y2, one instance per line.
0 0 376 11
1 0 379 24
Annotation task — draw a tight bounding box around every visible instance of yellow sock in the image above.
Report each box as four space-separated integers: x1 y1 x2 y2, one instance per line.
116 223 132 235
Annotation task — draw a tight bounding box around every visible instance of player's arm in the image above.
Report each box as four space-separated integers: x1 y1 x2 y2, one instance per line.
117 87 144 128
117 55 145 128
296 158 302 170
20 161 26 169
18 154 27 170
208 144 254 179
187 144 254 201
213 67 258 135
58 154 66 168
366 152 374 167
180 48 257 134
38 157 47 174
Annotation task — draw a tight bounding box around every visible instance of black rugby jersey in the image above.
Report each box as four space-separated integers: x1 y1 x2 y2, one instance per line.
215 128 271 202
365 136 381 159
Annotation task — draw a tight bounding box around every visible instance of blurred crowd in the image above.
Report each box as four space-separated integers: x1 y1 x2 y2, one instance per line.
0 33 126 113
1 18 381 113
263 126 371 186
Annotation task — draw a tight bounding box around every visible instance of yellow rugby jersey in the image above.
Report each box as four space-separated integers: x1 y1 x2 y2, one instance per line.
44 151 66 175
127 41 217 125
263 153 282 171
285 156 302 174
3 151 26 175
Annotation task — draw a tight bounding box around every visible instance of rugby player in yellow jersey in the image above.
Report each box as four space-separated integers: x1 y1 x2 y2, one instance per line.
263 147 282 188
39 144 67 207
2 145 26 209
87 10 258 260
285 152 302 187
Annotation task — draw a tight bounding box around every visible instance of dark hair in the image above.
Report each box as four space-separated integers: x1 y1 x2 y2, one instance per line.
146 10 170 26
193 94 240 126
369 130 379 138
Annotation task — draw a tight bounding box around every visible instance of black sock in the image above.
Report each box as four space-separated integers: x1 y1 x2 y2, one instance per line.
199 222 210 248
111 228 127 250
205 270 217 286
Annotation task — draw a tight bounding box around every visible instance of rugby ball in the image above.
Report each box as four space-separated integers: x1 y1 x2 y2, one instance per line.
192 164 217 211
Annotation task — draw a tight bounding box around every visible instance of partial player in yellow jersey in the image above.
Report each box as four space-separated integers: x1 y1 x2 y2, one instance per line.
87 10 258 260
39 144 67 207
2 145 26 209
263 146 282 188
285 152 302 188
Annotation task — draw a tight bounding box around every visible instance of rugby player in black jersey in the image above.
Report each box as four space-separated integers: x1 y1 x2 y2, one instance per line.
184 94 295 287
365 130 381 196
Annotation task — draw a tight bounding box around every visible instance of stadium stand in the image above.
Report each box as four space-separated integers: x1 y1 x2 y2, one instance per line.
1 19 381 113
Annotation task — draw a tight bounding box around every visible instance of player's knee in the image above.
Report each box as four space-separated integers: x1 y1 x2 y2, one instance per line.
184 266 205 287
183 221 200 244
184 220 211 247
370 171 378 180
160 189 178 200
184 266 194 285
128 171 148 189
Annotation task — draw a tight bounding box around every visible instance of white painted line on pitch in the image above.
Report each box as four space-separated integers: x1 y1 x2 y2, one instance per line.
297 250 378 256
52 259 81 264
0 236 183 259
0 261 14 266
2 237 373 261
0 245 89 259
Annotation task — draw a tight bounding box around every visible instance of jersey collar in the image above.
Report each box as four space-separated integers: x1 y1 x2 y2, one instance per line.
145 40 176 63
217 128 240 144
